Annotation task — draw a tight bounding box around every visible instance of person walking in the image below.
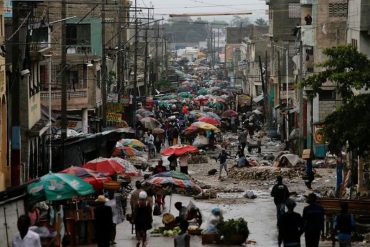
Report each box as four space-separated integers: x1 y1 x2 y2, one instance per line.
94 195 113 247
271 176 290 221
133 191 153 247
333 202 355 247
12 215 42 247
130 181 143 214
217 149 229 180
179 153 190 174
278 199 303 247
168 154 178 171
174 220 191 247
238 130 248 154
302 193 325 247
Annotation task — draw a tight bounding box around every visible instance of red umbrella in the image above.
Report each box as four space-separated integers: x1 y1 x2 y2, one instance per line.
221 110 238 118
198 117 221 126
161 145 198 156
60 166 111 190
83 158 125 176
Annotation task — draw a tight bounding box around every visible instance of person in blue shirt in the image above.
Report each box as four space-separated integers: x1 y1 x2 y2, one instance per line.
334 202 355 247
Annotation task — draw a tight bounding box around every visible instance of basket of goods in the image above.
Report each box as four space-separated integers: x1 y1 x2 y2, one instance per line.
162 213 176 229
217 218 249 245
103 181 121 190
188 225 202 235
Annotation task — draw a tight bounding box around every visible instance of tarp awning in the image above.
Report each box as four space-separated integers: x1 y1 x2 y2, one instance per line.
253 94 264 103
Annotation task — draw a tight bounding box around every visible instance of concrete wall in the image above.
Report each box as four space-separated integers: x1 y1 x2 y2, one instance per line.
268 0 300 41
347 0 370 58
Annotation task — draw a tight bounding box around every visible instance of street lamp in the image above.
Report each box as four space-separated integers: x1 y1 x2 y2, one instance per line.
43 53 53 171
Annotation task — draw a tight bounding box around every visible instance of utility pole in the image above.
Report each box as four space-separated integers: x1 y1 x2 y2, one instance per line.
61 0 67 164
298 33 305 154
133 0 138 125
277 51 281 105
11 0 20 186
213 31 216 67
143 27 148 96
117 1 122 102
101 0 107 127
164 38 168 74
265 51 270 126
154 23 159 93
258 56 265 118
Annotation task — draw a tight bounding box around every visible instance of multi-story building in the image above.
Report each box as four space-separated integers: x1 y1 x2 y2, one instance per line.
301 0 348 157
347 0 370 57
266 0 300 142
0 0 7 191
6 0 129 185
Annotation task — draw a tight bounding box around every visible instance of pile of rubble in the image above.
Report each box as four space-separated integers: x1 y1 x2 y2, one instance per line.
228 166 305 181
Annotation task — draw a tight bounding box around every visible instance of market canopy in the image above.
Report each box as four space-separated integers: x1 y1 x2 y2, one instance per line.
143 177 202 196
161 144 198 156
27 172 94 202
83 157 126 175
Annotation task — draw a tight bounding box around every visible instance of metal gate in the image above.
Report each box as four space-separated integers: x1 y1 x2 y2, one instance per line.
0 195 26 247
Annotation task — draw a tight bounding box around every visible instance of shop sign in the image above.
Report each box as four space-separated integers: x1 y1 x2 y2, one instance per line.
313 123 326 144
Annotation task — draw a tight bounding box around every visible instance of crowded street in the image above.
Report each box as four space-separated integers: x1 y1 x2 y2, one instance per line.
1 0 370 247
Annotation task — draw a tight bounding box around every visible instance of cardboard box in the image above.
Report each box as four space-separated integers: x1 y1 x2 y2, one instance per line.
302 149 312 159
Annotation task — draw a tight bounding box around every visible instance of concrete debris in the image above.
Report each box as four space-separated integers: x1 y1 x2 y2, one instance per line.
228 167 305 181
243 191 257 199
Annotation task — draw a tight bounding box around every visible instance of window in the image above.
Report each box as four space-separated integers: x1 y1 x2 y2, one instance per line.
328 2 348 17
319 90 336 101
67 71 79 90
351 39 358 48
40 65 48 90
66 24 91 46
288 3 301 19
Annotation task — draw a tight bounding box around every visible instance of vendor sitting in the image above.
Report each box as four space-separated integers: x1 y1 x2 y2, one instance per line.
175 202 187 223
203 207 224 234
153 160 166 175
186 207 202 227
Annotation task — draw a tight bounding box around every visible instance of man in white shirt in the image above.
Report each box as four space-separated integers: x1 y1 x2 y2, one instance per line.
12 215 42 247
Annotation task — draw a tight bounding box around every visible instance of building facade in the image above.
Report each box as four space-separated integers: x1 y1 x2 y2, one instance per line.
0 0 7 191
301 0 348 157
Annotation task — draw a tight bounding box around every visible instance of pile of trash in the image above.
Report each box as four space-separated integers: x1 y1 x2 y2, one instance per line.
228 166 305 181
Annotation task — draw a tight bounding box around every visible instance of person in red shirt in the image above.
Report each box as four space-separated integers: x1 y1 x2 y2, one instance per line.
153 160 166 174
182 105 189 115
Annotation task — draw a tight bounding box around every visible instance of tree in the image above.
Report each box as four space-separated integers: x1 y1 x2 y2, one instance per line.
230 16 250 27
323 94 370 155
301 45 370 155
301 46 370 102
255 18 268 26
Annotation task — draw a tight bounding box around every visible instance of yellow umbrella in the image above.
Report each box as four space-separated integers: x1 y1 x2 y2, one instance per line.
191 122 220 132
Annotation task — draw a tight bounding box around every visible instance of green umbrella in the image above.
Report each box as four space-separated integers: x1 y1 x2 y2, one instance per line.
197 88 208 96
160 94 177 100
158 101 169 108
152 170 191 180
178 92 193 99
28 172 94 202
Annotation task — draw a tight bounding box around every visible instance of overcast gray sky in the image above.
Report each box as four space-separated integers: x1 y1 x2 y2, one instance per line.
138 0 268 21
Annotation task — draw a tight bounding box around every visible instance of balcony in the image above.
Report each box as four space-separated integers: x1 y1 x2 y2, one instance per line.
301 25 314 46
301 0 313 5
40 89 89 111
66 45 92 55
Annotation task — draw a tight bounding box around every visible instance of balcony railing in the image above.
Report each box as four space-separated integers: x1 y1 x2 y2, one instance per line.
66 45 92 55
301 0 313 5
40 89 88 100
